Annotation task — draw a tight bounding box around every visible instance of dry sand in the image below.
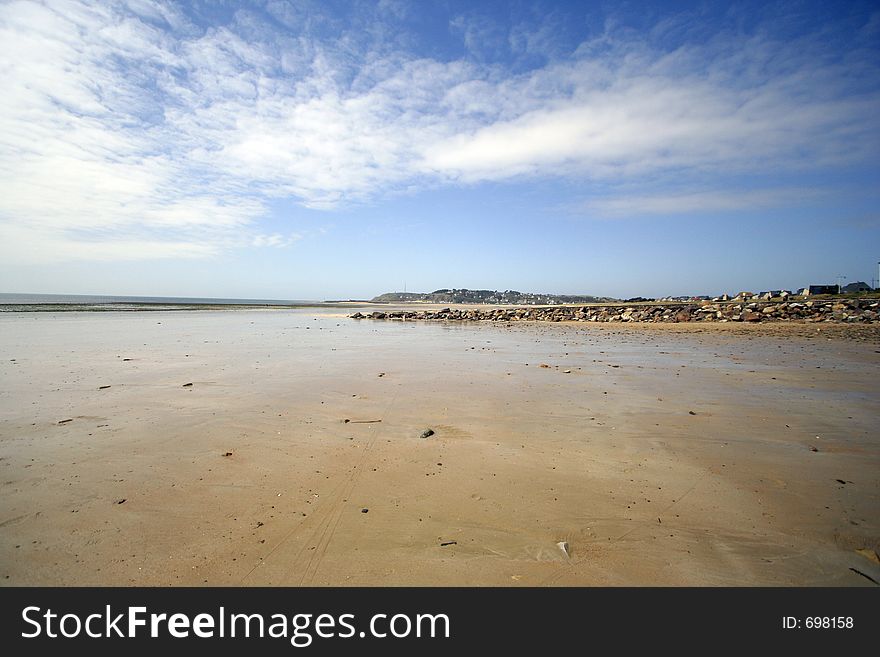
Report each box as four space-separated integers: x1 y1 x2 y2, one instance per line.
0 307 878 586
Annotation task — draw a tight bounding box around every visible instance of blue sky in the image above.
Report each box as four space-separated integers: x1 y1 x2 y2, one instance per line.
1 0 878 299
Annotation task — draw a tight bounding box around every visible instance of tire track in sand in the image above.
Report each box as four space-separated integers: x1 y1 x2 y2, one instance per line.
241 382 401 585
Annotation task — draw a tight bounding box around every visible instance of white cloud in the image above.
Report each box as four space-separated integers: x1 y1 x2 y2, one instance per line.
581 187 824 218
422 56 880 182
251 232 302 248
0 1 877 264
0 0 265 262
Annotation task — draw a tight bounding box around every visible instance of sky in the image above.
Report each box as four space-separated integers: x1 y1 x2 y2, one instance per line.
0 0 878 300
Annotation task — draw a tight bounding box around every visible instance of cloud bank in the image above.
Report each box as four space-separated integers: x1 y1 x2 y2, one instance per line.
0 0 877 262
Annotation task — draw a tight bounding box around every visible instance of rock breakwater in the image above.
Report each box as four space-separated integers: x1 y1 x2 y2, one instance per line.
350 300 879 324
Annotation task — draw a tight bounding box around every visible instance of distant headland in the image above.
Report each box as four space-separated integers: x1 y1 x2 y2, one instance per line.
370 288 615 305
369 283 877 305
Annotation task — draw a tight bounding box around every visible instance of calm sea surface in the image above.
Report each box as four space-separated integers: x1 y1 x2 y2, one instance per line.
0 293 321 311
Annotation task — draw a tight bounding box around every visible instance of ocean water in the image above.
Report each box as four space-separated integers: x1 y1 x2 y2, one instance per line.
0 293 318 311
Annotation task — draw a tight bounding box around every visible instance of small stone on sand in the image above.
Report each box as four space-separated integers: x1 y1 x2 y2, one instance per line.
855 548 880 565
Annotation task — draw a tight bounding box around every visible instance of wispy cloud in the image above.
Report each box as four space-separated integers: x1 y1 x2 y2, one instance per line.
423 34 880 182
0 1 877 264
251 232 302 248
0 0 262 263
581 187 825 219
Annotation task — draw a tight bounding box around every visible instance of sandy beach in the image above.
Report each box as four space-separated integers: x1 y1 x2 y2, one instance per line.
1 307 878 586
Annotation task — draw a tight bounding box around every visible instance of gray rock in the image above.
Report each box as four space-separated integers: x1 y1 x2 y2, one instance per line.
349 299 878 325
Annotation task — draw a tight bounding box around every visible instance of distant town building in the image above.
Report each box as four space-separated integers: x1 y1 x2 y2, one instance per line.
805 285 838 296
841 281 871 293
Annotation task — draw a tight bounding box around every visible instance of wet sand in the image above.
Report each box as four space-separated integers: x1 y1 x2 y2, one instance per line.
0 308 878 586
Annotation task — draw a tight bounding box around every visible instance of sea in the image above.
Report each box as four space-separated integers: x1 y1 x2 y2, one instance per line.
0 293 322 312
